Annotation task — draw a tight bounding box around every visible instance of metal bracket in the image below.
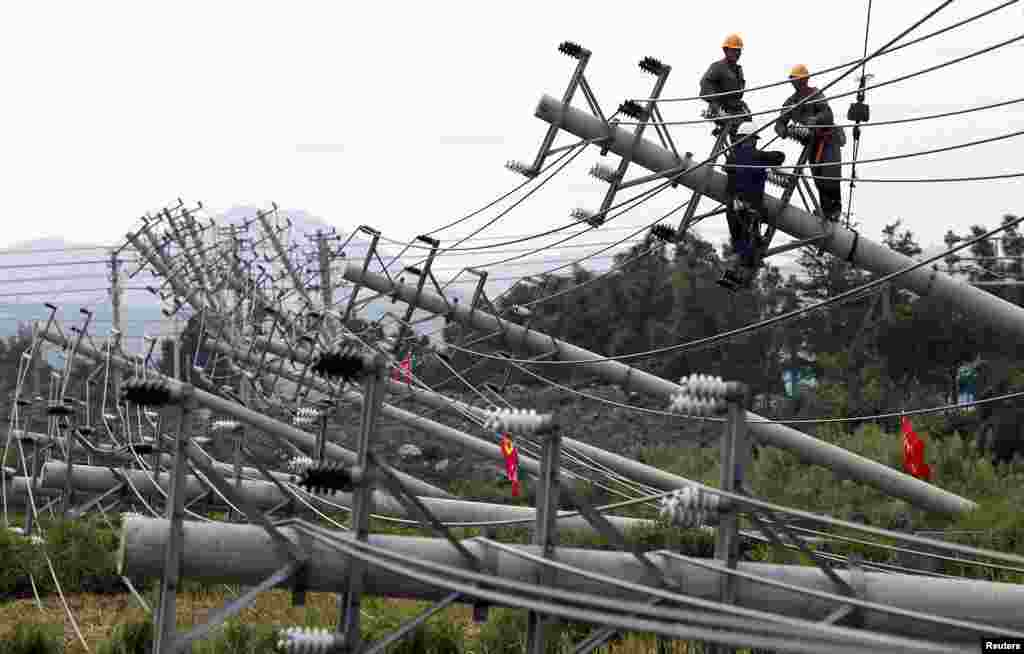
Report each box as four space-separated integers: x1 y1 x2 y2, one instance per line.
397 235 444 357
516 42 595 177
342 226 382 324
675 127 732 236
587 59 674 227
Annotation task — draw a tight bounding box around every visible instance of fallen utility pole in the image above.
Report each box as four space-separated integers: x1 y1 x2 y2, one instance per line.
36 324 450 499
342 264 976 516
205 337 578 486
120 516 1024 645
44 463 652 535
8 429 297 482
534 95 1024 348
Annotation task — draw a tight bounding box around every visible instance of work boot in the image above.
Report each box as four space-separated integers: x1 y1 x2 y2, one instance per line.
716 270 740 291
735 265 757 289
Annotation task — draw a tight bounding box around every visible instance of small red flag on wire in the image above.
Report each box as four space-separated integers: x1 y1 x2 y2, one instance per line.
901 416 931 481
499 433 520 497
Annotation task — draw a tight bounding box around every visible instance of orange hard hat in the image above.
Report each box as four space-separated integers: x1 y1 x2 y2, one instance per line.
789 64 810 79
722 34 744 50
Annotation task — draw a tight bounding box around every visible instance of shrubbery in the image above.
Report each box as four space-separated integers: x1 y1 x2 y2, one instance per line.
0 623 62 654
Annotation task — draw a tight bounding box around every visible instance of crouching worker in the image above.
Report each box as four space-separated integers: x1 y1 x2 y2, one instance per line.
718 123 785 291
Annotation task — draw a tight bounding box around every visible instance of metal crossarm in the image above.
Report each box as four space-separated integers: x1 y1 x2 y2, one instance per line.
170 561 301 654
746 510 854 598
676 127 732 237
616 161 692 191
343 225 382 323
556 479 668 585
257 206 313 307
517 42 595 177
397 235 444 357
591 59 674 225
527 428 563 654
182 440 306 564
361 592 463 654
68 482 126 519
369 454 481 569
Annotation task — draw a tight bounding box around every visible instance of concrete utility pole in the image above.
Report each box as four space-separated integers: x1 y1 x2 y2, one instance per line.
36 324 450 499
119 516 1024 646
341 264 976 516
532 95 1024 346
109 251 123 403
205 338 579 486
41 462 652 535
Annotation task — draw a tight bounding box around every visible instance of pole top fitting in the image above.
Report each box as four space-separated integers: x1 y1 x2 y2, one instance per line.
120 379 193 407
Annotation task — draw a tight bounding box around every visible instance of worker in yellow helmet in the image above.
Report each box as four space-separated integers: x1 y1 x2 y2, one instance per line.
774 64 847 222
699 34 752 133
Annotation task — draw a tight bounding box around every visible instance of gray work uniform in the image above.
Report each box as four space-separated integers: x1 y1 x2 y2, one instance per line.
775 88 846 218
700 59 746 113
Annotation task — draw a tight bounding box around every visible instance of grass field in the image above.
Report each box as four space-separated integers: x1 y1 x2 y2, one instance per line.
3 387 1024 652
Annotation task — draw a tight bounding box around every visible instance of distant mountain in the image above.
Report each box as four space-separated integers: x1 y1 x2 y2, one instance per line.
0 206 479 350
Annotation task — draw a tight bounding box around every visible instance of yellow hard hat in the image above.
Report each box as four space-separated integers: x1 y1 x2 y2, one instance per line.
789 64 810 79
722 34 744 50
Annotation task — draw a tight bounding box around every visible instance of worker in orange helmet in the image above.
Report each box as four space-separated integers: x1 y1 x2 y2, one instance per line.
699 34 752 134
774 64 847 222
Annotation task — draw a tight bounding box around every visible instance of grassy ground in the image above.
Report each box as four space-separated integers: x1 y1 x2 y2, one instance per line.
0 591 722 653
3 384 1024 652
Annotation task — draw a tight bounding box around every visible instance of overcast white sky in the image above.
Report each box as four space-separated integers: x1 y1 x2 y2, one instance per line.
0 1 1022 284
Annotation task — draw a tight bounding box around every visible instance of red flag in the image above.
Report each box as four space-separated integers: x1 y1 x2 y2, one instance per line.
900 416 931 481
391 354 413 384
499 433 520 496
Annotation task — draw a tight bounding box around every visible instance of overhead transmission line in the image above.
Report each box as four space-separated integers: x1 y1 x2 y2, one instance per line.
846 0 876 227
0 287 149 300
445 214 1024 366
379 0 961 264
617 32 1024 128
717 128 1024 171
492 351 1024 426
418 14 1024 310
0 259 138 270
631 0 1018 104
376 137 598 274
0 245 138 256
340 6 970 297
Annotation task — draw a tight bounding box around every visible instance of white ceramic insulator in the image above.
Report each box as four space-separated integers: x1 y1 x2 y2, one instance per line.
293 407 320 426
658 485 720 528
505 160 534 177
211 420 241 433
589 163 618 183
483 407 549 434
288 456 315 473
278 627 339 654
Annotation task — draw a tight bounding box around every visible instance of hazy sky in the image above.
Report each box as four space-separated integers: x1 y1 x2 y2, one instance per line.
1 1 1022 285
